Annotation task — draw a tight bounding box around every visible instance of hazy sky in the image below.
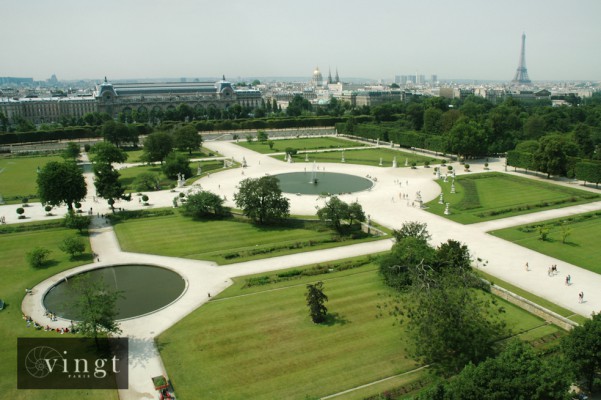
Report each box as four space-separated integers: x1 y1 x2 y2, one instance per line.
1 0 600 82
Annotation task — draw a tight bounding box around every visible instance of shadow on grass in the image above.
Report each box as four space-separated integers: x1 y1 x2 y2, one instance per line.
322 312 350 326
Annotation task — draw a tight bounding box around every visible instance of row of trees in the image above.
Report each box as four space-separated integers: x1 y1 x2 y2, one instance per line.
380 221 601 397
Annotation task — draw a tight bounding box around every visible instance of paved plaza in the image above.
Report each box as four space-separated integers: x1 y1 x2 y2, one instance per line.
8 138 601 399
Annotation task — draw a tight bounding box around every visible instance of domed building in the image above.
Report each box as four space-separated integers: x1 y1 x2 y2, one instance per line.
311 66 323 87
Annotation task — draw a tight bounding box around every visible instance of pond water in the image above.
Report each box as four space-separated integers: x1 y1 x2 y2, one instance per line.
43 264 186 320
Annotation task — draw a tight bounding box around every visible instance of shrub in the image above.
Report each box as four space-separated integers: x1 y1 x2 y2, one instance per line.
22 197 29 207
59 235 86 259
16 207 25 219
44 205 52 216
142 195 149 205
26 247 51 268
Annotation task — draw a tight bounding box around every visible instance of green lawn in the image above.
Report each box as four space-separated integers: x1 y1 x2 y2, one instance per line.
124 147 220 163
0 222 116 400
0 155 62 204
113 212 383 265
158 260 561 400
280 148 440 167
236 136 365 154
118 160 226 192
426 172 600 224
489 211 601 276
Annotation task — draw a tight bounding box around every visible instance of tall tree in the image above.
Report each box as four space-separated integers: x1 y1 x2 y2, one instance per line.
306 281 328 324
101 120 130 147
174 125 202 155
426 341 570 400
91 141 128 164
181 190 228 219
37 161 87 211
234 176 290 224
74 275 122 349
62 142 81 160
143 132 174 164
317 196 350 232
533 134 579 178
444 118 488 159
94 163 125 212
401 265 506 375
162 151 192 179
562 312 601 392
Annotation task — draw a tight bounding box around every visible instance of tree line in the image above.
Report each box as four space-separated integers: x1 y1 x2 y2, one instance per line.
379 221 601 398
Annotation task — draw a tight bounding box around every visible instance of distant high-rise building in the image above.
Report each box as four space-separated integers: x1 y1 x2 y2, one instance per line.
430 74 438 84
416 74 426 84
334 68 339 84
511 33 532 85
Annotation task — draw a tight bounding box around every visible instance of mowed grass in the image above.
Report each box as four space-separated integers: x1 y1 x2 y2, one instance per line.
236 136 365 154
118 160 225 192
490 211 601 276
124 147 220 163
113 212 381 264
158 263 560 400
426 172 600 224
282 148 440 167
0 155 62 204
0 223 116 400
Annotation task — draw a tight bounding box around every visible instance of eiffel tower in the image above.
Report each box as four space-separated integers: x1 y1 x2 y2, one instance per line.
511 33 532 84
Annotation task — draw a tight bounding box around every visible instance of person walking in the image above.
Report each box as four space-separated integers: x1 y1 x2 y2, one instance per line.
578 291 584 303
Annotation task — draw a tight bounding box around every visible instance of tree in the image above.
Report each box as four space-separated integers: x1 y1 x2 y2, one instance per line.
257 130 268 142
435 239 471 272
347 201 366 226
37 161 87 211
74 275 122 349
59 235 86 259
434 341 570 400
174 125 202 155
143 132 174 164
400 266 506 375
317 196 349 232
533 134 579 178
101 120 130 147
16 207 25 219
234 176 290 224
93 163 125 212
133 172 160 191
392 221 431 243
162 151 192 179
306 281 328 323
91 142 128 164
64 211 90 233
379 236 436 290
562 312 601 392
181 190 228 219
26 247 51 268
62 142 80 160
286 95 312 117
444 118 488 159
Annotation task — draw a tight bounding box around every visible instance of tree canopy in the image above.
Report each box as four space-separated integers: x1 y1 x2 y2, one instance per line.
181 190 228 219
234 176 290 224
74 275 122 348
316 196 365 233
174 125 202 155
562 312 601 392
91 141 128 164
37 161 87 211
143 131 174 163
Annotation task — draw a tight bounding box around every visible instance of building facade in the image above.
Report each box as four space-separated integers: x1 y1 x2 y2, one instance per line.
0 77 262 124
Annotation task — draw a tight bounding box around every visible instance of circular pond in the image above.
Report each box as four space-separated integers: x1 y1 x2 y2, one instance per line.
43 264 186 320
275 171 373 195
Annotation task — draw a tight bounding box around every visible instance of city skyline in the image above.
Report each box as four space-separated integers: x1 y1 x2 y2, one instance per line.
1 0 600 82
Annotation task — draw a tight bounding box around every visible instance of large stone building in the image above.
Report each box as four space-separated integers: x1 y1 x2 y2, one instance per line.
0 77 261 124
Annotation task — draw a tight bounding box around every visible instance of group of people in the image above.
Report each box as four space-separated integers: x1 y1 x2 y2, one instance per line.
0 215 5 224
23 311 77 334
547 264 559 276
